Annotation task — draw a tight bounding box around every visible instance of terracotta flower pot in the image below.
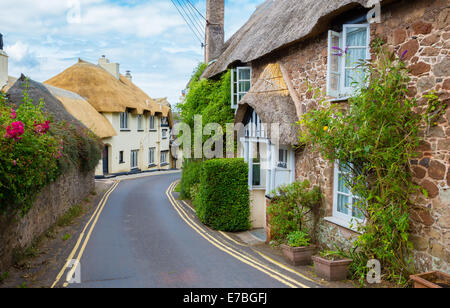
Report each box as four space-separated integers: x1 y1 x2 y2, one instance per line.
312 255 352 281
281 244 316 266
410 271 450 288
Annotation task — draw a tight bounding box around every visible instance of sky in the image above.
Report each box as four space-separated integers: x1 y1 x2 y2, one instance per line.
0 0 264 107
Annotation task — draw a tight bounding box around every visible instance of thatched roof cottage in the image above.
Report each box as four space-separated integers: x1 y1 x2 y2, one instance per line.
46 56 174 176
202 0 450 274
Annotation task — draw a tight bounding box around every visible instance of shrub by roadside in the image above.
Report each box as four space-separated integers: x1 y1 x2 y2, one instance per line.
195 158 250 232
179 159 203 200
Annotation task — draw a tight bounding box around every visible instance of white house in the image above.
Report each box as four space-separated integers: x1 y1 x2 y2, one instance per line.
45 57 173 176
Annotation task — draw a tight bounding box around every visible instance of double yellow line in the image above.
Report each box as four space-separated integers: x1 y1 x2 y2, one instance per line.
51 180 121 288
166 181 311 289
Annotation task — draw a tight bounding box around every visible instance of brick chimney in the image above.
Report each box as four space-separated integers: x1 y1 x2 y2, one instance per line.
0 34 8 89
98 55 120 80
205 0 224 64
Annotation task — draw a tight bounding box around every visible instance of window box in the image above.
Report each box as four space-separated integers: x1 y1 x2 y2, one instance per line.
160 163 169 167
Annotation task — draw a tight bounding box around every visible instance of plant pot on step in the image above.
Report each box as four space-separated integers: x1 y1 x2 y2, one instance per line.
281 244 316 266
410 271 450 288
312 255 352 281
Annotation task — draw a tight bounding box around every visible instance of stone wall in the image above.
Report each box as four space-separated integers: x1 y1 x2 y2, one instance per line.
256 0 449 273
0 169 95 271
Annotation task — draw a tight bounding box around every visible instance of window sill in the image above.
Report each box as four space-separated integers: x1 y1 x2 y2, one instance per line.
160 163 169 167
250 186 266 191
119 162 125 164
323 216 362 234
149 129 157 132
138 130 144 132
148 164 157 168
328 96 350 103
120 129 131 132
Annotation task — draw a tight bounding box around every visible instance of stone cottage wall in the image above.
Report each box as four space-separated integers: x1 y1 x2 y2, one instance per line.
0 169 95 271
255 0 449 273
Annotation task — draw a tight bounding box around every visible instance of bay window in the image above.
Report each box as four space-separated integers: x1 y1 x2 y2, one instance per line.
327 24 370 98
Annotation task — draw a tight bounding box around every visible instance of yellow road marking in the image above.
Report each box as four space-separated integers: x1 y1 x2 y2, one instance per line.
166 182 311 289
219 231 248 247
51 180 120 288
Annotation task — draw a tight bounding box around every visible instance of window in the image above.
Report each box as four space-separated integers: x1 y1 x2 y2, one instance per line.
160 151 168 164
231 67 252 109
244 107 266 138
149 148 155 165
137 115 143 131
327 24 370 98
120 111 129 130
119 151 124 164
278 149 288 169
161 117 169 127
131 150 139 169
333 162 364 225
149 116 155 130
162 129 168 139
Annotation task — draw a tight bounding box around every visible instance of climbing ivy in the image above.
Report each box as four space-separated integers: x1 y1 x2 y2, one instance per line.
298 41 441 285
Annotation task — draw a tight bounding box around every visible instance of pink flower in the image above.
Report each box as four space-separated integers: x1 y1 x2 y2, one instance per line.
10 109 17 120
34 120 50 135
5 121 25 141
12 160 17 166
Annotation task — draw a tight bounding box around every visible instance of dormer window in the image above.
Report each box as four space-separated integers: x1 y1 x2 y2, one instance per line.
327 24 370 98
231 67 252 109
161 117 169 127
120 111 129 130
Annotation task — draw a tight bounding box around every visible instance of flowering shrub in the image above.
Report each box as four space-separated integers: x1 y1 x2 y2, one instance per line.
0 90 60 214
0 82 102 215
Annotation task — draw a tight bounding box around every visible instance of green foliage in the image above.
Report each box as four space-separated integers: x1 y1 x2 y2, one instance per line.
0 88 60 215
298 41 441 285
177 63 235 157
179 159 203 200
319 250 348 261
195 158 250 232
286 231 311 247
267 180 322 244
0 81 102 216
57 205 84 227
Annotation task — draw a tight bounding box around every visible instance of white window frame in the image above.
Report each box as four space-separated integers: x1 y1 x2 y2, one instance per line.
160 151 168 164
327 24 371 98
162 129 168 139
332 162 365 226
231 66 252 109
131 150 139 169
278 148 288 169
149 148 155 165
149 116 156 130
137 115 143 131
120 111 129 130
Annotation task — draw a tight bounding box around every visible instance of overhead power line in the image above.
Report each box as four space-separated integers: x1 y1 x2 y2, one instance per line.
170 0 206 46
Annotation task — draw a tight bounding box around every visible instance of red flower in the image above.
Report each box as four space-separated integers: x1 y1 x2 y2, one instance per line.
5 121 25 141
10 109 17 120
34 121 50 135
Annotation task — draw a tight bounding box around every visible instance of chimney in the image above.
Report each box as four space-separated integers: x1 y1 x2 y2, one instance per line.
98 55 120 80
0 34 8 89
205 0 224 64
125 70 132 81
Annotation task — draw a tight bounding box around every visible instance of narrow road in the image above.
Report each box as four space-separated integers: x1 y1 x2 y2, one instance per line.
56 173 316 288
66 173 286 288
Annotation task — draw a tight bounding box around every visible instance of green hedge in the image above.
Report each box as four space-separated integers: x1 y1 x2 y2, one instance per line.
179 159 203 200
195 158 250 232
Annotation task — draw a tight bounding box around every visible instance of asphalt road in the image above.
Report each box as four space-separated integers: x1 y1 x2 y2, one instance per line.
66 173 292 288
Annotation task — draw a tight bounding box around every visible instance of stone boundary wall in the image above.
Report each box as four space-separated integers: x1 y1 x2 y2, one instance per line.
0 169 94 271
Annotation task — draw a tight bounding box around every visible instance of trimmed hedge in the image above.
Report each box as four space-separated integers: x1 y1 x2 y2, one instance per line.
179 159 203 200
195 158 250 232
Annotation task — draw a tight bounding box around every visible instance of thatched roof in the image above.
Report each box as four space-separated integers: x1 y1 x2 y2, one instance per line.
154 97 171 107
45 59 159 115
6 75 85 127
235 63 298 145
202 0 382 78
45 84 117 139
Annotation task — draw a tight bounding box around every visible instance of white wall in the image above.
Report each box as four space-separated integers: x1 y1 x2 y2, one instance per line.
95 112 172 176
0 50 8 89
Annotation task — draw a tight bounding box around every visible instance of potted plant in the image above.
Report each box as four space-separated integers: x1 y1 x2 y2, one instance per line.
312 250 352 281
410 271 450 288
281 231 316 266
